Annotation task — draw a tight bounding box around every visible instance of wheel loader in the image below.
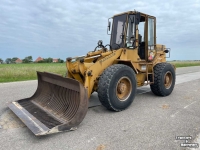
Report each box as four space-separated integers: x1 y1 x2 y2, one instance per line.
8 11 176 136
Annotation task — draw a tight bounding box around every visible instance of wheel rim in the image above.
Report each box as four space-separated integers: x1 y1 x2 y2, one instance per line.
116 77 132 101
164 71 173 89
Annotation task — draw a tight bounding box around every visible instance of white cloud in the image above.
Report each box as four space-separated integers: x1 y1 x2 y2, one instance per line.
0 0 200 60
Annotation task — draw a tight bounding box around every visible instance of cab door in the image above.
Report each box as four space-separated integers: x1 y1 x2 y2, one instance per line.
146 16 156 61
138 15 156 60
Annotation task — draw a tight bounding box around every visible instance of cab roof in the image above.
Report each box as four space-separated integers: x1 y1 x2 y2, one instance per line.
112 11 155 18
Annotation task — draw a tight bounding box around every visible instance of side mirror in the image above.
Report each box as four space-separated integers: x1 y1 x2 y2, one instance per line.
107 18 112 35
108 21 111 31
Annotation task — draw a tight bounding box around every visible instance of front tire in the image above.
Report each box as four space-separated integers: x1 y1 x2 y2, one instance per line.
150 63 175 96
97 64 137 111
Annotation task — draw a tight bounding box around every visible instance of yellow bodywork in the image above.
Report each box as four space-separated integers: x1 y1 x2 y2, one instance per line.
66 10 172 98
66 45 167 98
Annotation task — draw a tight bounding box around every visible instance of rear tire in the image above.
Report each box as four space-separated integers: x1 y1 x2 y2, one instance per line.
150 63 175 96
97 64 137 111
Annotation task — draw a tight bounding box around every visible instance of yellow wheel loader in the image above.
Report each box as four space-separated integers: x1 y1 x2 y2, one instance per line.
9 11 176 136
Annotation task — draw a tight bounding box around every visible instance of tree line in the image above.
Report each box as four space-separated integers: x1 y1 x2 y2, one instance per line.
0 56 64 64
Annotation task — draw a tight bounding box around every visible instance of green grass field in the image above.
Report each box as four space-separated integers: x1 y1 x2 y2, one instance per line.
0 63 66 82
169 61 200 68
0 61 200 83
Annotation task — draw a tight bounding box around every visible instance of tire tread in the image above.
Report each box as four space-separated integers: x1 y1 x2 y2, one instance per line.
98 64 135 111
150 63 175 96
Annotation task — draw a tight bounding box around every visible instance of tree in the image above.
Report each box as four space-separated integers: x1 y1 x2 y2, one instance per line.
27 56 33 62
37 60 45 63
37 57 53 63
5 58 11 64
22 58 29 63
11 57 18 63
22 56 33 63
58 58 64 63
43 57 53 63
46 57 53 63
0 58 3 64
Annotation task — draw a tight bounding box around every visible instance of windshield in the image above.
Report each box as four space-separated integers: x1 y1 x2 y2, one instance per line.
110 14 127 50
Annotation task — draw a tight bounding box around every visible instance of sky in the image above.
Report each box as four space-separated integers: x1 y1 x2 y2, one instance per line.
0 0 200 61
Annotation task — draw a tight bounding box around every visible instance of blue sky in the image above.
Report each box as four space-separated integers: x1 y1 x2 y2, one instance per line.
0 0 200 61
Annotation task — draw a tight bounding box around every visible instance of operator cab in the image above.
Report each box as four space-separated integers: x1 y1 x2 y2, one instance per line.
108 11 156 60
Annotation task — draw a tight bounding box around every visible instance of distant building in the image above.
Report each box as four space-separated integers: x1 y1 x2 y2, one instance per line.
53 58 58 63
35 57 43 62
15 58 22 63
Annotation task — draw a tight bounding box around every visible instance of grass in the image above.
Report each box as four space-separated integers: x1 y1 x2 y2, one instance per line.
0 61 200 83
0 63 66 83
169 61 200 68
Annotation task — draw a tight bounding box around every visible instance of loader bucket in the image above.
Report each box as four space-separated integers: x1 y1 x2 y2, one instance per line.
8 72 88 136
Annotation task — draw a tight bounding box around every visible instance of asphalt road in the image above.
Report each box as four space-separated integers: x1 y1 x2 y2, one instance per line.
0 66 200 150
